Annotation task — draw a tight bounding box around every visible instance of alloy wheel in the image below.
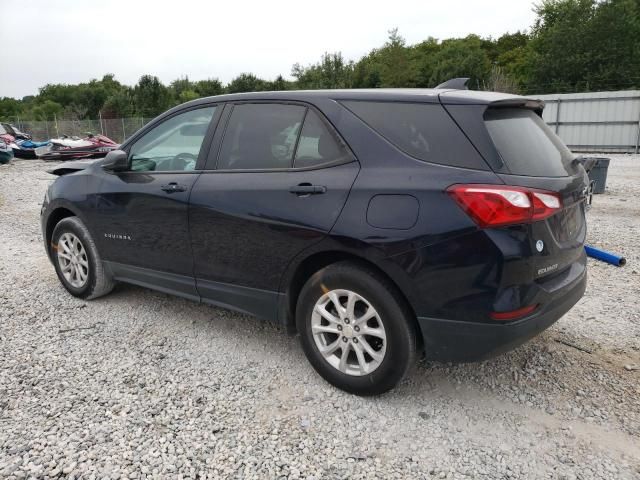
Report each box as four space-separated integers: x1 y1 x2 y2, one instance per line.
311 289 387 376
57 232 89 288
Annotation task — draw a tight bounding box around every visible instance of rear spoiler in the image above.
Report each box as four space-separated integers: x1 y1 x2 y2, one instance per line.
488 98 545 116
435 77 545 116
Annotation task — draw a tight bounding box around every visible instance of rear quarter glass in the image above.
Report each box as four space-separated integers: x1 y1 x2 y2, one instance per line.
341 101 489 170
483 108 576 177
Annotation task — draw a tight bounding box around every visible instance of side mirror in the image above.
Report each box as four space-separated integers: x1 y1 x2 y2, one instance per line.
102 149 129 172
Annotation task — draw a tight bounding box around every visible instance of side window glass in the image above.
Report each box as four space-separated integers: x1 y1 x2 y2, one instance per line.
342 101 482 169
293 110 350 168
129 106 216 172
217 104 305 170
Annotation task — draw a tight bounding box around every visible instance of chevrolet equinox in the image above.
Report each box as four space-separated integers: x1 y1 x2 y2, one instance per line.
41 88 588 395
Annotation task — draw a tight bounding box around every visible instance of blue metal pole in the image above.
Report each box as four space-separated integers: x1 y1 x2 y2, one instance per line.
585 245 626 267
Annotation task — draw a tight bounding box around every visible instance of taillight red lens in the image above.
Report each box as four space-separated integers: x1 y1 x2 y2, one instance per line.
490 304 538 321
447 184 562 227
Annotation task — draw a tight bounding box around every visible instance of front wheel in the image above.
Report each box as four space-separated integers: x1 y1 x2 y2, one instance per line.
296 261 416 395
51 216 114 300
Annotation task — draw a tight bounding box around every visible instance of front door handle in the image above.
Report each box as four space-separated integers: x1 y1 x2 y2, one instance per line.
161 183 187 193
289 183 327 195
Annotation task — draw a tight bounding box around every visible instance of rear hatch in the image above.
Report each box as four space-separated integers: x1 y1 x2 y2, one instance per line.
442 97 589 283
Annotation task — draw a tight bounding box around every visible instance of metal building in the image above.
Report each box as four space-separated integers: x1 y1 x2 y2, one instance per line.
534 90 640 153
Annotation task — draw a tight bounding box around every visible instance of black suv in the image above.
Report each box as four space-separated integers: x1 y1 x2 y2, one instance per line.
41 88 588 395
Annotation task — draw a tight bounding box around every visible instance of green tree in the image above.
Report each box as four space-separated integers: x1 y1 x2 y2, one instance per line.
267 75 291 91
226 73 268 93
194 78 224 97
4 2 639 121
352 29 417 88
102 89 134 118
493 31 530 65
178 90 200 103
410 37 441 87
0 97 23 121
523 0 597 92
31 100 63 120
491 32 531 89
170 76 194 97
38 83 76 107
520 0 640 93
429 35 492 88
133 75 172 117
376 29 417 87
75 82 106 118
351 58 382 88
169 76 204 105
585 0 640 91
292 53 354 89
35 74 128 119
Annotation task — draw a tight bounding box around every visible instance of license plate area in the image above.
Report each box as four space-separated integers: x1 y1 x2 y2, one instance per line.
548 204 583 243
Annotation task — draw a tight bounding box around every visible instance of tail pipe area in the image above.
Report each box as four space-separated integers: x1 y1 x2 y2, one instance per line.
585 245 626 267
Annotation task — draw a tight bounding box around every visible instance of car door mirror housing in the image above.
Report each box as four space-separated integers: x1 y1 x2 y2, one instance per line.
102 150 129 172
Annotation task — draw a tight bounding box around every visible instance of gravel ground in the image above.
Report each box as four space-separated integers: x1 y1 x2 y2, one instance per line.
0 156 639 479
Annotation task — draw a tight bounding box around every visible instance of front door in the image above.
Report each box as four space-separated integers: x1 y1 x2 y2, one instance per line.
95 105 218 298
189 103 359 318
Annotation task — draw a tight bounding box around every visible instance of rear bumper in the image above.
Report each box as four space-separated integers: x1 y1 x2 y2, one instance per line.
417 267 587 362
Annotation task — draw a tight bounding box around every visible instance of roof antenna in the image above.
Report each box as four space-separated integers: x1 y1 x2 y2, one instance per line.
435 78 470 90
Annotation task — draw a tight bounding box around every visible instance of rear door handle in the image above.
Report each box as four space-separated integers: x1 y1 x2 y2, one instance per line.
161 183 187 193
289 184 327 195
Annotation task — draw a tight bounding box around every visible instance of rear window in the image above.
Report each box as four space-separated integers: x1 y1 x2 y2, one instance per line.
342 101 487 170
484 108 574 177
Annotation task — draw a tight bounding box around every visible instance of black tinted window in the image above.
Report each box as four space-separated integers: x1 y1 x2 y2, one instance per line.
218 104 305 170
293 110 350 168
484 108 574 177
342 101 485 169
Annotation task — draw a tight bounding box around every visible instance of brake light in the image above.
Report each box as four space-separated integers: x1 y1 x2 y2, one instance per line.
447 184 562 227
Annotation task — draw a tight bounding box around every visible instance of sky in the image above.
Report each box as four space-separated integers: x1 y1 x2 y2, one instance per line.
0 0 537 99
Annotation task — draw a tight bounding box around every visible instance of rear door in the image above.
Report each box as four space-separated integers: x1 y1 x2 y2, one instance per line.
189 102 359 318
485 108 588 277
446 104 589 278
94 105 219 298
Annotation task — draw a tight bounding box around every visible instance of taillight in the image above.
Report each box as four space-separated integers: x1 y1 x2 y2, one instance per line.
447 184 562 227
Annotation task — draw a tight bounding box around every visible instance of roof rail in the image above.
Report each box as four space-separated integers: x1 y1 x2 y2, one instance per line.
435 78 470 90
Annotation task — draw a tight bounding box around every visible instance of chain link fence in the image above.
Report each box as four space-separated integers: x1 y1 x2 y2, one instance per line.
10 117 152 144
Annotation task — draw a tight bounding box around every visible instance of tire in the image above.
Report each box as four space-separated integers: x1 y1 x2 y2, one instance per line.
51 216 115 300
296 261 416 396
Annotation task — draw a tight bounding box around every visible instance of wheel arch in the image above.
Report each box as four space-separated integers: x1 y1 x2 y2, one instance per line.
281 249 419 336
44 205 83 260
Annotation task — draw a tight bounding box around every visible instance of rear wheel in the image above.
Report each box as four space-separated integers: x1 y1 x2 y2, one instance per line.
51 216 114 300
296 261 416 395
